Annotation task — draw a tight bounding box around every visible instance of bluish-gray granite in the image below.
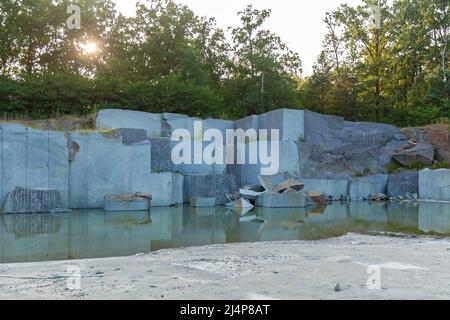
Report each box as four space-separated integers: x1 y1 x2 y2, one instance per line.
419 169 450 201
2 187 63 214
258 109 305 141
302 178 349 199
256 192 308 208
104 194 150 212
149 137 172 172
349 174 389 200
190 197 216 207
387 171 419 197
183 174 238 205
0 124 69 209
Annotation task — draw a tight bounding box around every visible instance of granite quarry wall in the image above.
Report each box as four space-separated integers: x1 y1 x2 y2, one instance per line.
1 108 450 213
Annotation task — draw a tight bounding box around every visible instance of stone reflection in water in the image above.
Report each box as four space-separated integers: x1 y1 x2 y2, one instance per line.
418 203 450 234
2 202 450 263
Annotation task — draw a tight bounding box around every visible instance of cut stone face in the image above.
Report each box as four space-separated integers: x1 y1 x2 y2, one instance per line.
419 169 450 201
349 174 389 200
2 187 63 214
68 132 151 208
183 174 238 205
387 171 419 197
256 192 308 208
190 197 216 207
393 143 435 166
104 193 151 212
96 109 162 138
0 124 69 208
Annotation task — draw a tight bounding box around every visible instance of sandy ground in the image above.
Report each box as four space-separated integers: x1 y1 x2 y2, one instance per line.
1 233 450 300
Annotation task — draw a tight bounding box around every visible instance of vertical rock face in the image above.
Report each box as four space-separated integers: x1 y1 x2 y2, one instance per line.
300 111 404 179
2 187 62 213
68 132 151 208
150 137 172 172
0 124 69 209
349 174 389 200
387 171 419 197
183 174 238 205
419 169 450 201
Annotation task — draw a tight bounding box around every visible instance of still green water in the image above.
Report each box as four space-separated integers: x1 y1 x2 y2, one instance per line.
1 202 449 263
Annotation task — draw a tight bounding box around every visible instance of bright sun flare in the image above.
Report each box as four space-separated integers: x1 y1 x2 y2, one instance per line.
81 42 98 55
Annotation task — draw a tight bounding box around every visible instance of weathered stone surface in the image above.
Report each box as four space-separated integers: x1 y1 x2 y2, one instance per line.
302 178 349 199
393 143 435 166
96 109 162 137
0 124 69 208
387 171 419 197
419 168 450 201
162 113 188 121
307 192 328 205
131 172 184 207
117 128 148 145
256 191 308 208
68 132 153 208
235 115 259 131
190 197 216 207
170 140 227 175
104 193 151 212
203 119 235 139
349 174 389 200
2 187 63 214
183 174 238 205
403 125 450 164
149 137 172 172
165 116 201 138
273 179 304 193
300 110 401 178
258 109 305 141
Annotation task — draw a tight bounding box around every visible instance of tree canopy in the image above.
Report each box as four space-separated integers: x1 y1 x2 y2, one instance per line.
0 0 448 127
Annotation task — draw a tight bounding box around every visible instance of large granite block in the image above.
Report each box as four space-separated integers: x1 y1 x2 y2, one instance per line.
349 174 388 200
419 169 450 201
68 132 151 208
133 172 184 207
302 178 349 198
2 187 63 214
96 109 162 137
104 194 150 212
256 192 308 208
239 141 300 185
0 124 69 208
258 109 305 141
150 137 172 172
387 171 419 197
183 174 237 205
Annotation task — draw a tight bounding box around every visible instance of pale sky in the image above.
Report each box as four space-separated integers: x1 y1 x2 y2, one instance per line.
113 0 364 76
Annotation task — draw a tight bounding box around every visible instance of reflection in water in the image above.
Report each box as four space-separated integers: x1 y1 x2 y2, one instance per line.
1 202 450 263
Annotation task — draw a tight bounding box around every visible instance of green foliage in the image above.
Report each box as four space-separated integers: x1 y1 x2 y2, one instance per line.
388 159 450 173
303 0 450 126
0 0 448 125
